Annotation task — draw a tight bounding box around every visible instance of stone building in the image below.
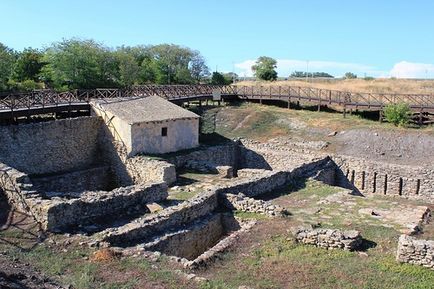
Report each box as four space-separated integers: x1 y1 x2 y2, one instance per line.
91 96 200 155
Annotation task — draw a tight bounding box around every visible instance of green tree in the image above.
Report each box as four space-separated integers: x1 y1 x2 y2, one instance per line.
0 43 16 90
383 103 411 126
211 72 227 85
12 48 45 82
252 56 278 81
189 52 210 83
148 44 194 84
344 72 357 79
40 39 118 89
115 50 141 86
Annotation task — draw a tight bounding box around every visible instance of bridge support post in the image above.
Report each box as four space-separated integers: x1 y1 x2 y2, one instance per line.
379 110 383 122
343 106 347 118
419 110 423 126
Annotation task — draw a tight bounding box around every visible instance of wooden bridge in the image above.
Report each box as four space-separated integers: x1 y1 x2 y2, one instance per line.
1 84 434 122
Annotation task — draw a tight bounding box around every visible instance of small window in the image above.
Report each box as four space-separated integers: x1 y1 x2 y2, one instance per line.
161 127 168 137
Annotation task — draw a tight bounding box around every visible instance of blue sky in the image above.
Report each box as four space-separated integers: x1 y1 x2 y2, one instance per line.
1 0 434 78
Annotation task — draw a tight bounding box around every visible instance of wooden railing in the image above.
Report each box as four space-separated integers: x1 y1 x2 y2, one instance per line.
1 84 434 113
0 85 237 111
235 85 434 111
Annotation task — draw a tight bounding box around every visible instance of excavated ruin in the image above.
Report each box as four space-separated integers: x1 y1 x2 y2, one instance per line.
1 114 433 270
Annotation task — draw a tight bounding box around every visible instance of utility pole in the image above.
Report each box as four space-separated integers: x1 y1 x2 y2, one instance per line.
306 60 309 83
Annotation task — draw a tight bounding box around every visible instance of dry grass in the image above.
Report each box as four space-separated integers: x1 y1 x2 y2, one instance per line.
236 79 434 95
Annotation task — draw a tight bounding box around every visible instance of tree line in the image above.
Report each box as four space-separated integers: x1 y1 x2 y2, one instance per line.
0 38 238 92
251 56 363 81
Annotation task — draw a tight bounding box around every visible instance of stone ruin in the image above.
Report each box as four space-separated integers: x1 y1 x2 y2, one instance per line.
291 226 363 251
0 112 433 270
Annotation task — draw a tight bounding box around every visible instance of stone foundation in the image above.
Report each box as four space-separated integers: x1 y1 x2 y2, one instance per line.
396 235 434 270
221 193 286 217
292 226 362 251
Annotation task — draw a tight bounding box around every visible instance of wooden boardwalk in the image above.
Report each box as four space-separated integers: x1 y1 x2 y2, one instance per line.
1 85 433 121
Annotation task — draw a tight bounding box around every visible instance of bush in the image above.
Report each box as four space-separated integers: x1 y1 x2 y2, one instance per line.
383 103 411 126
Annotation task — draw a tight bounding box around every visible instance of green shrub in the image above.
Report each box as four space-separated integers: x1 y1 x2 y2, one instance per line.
383 103 411 126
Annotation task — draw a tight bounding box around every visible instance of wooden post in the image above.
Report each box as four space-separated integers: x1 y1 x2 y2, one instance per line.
288 96 291 109
379 109 383 122
419 110 423 126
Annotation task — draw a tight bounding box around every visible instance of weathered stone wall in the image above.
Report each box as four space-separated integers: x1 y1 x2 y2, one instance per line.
125 157 176 185
102 169 295 245
215 170 289 198
0 160 168 231
167 144 237 169
101 190 220 245
333 155 434 199
41 183 168 231
240 139 323 171
143 213 225 260
396 235 434 269
292 226 362 251
240 138 434 201
0 117 103 175
221 193 286 217
30 166 114 193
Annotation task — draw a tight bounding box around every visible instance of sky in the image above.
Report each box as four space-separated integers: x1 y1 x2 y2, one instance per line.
1 0 434 78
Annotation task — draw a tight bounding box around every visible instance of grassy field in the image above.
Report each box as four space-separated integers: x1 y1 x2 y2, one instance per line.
236 78 434 95
199 181 434 289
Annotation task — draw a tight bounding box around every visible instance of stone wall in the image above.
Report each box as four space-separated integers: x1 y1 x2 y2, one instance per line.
215 170 289 198
292 226 362 251
143 213 225 260
125 157 176 185
102 168 294 245
101 190 220 245
167 144 237 169
333 155 434 199
396 235 434 270
40 183 168 231
0 160 168 231
0 117 103 175
30 166 115 193
240 138 434 201
221 193 286 217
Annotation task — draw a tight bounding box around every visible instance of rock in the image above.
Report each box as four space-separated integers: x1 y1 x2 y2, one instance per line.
328 131 338 137
146 202 164 213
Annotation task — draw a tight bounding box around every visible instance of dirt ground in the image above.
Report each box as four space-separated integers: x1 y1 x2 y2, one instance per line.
206 103 434 167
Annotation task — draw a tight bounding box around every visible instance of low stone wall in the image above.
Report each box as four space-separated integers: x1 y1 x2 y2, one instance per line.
333 155 434 199
125 157 176 185
30 166 114 193
167 144 237 169
221 193 286 217
291 226 362 251
184 219 256 270
215 170 289 198
142 213 225 260
101 169 293 245
101 190 220 245
40 183 168 231
396 235 434 269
